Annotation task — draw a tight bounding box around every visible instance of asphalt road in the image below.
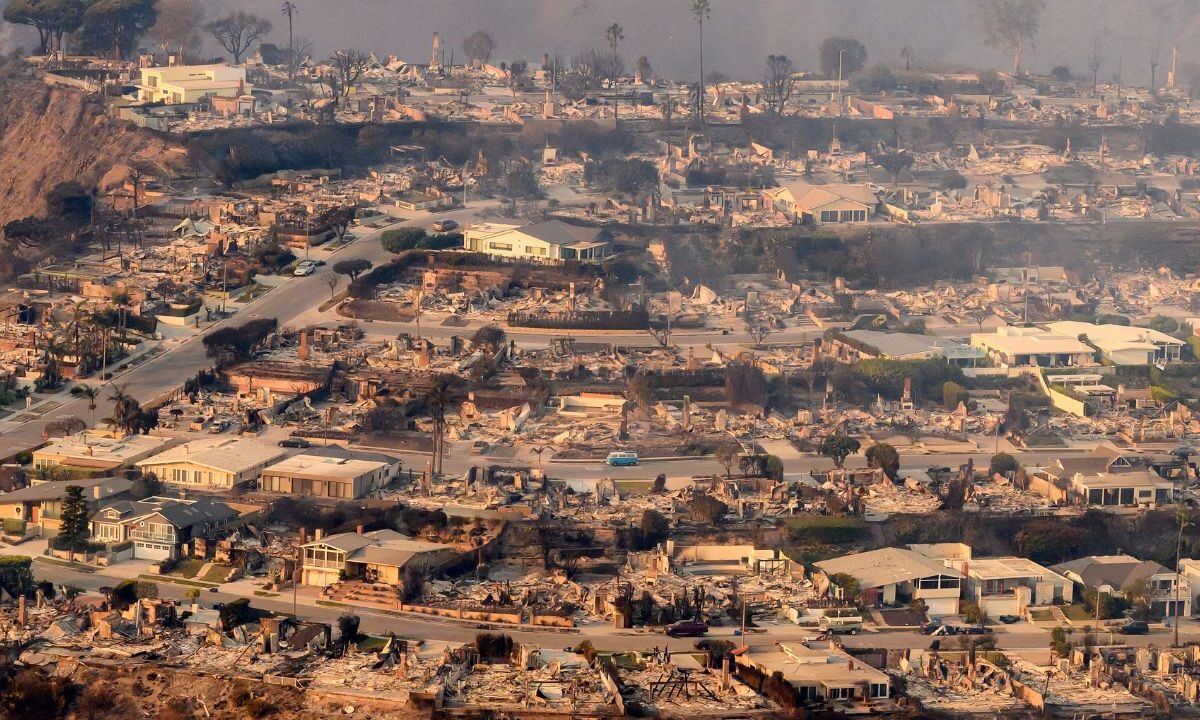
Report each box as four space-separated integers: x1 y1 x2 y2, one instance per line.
0 205 484 460
29 557 1200 654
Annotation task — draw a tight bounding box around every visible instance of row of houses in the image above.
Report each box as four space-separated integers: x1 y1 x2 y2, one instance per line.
1 475 459 581
832 321 1186 371
32 434 402 499
812 542 1192 620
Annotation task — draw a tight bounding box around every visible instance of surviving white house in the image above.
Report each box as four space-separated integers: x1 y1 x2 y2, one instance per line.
137 64 251 105
812 546 964 616
767 182 878 225
135 438 287 490
970 325 1095 368
1044 321 1186 366
462 220 612 262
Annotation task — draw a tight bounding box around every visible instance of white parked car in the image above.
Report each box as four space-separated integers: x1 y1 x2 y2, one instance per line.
294 261 317 276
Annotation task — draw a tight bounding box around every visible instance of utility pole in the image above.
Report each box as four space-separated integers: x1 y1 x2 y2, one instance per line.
1174 507 1189 647
220 262 228 313
293 543 300 618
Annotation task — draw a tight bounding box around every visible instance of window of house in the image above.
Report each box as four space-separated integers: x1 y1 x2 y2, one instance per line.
869 683 889 698
820 210 838 223
1088 489 1103 505
853 210 867 222
1119 488 1135 505
827 687 854 700
488 242 512 251
839 210 854 222
96 524 122 541
524 246 547 256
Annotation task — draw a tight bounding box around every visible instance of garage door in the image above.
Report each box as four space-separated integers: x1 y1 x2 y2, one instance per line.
134 542 171 561
923 597 959 617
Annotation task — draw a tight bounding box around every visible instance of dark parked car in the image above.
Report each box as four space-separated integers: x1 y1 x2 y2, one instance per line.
665 620 709 638
998 615 1021 624
921 622 954 635
1119 621 1150 635
279 437 311 448
432 219 459 233
958 625 990 635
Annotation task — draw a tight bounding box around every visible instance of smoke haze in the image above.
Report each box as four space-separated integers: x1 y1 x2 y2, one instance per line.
4 0 1200 84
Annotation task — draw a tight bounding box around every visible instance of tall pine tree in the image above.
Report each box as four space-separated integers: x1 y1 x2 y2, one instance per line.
56 485 90 552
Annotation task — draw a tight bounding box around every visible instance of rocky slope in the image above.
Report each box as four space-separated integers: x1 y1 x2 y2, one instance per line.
0 77 189 226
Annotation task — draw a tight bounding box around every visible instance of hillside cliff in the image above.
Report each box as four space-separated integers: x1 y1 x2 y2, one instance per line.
0 78 188 227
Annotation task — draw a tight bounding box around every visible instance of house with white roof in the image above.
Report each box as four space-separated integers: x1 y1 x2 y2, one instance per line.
970 325 1095 368
135 438 286 490
767 182 879 225
138 64 251 105
957 556 1073 616
33 432 175 475
462 220 612 262
832 329 986 366
259 447 400 499
735 642 892 708
812 546 964 616
1045 321 1185 365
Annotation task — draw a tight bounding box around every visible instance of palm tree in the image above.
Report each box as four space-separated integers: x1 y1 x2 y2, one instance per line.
91 310 116 380
280 2 299 80
690 0 712 121
111 290 132 335
73 384 101 428
605 22 624 83
109 384 141 435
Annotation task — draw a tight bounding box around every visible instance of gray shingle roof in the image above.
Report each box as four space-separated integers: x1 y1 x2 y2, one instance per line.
519 220 605 247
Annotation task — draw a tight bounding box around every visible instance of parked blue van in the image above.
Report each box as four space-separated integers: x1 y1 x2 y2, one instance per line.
605 451 640 466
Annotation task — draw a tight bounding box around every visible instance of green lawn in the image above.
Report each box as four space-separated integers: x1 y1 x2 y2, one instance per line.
1062 604 1095 622
785 515 868 545
356 636 388 653
139 573 215 588
199 564 234 583
171 558 206 579
35 556 96 572
254 590 280 598
1029 609 1055 622
615 479 654 495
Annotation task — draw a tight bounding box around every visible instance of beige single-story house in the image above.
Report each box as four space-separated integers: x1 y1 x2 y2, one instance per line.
463 220 612 262
259 448 400 500
33 433 175 475
767 182 878 225
135 438 286 490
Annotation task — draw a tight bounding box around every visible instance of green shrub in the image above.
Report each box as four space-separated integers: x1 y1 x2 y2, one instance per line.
380 227 429 253
787 515 867 545
943 380 969 409
1152 386 1179 404
989 453 1019 476
0 555 34 598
